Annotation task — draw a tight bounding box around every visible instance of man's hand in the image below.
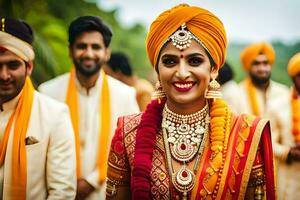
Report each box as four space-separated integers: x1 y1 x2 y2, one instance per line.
75 178 95 200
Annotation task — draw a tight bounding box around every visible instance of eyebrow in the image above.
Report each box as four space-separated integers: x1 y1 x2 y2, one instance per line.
186 53 205 58
0 59 24 66
161 54 177 58
161 53 205 58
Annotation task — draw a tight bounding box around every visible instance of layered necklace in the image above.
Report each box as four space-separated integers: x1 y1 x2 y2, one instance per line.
162 103 210 199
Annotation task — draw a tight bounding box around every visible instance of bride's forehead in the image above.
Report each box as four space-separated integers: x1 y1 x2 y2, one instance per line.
160 41 207 57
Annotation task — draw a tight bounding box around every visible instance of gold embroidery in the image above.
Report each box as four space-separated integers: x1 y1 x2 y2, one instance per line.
237 118 268 200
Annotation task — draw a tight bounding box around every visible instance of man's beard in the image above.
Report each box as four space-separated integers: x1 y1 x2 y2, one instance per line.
249 72 271 86
0 76 25 104
73 59 102 77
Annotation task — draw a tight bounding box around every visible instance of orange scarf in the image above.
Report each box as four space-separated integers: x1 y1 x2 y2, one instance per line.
0 77 34 200
291 87 300 142
246 78 260 116
66 68 110 183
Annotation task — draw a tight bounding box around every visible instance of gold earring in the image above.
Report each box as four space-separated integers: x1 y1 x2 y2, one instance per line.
205 71 222 99
152 81 166 104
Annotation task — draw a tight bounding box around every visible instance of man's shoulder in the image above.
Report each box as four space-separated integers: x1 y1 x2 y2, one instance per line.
34 91 69 114
136 78 154 93
38 73 70 92
270 80 289 93
107 75 136 93
237 79 247 88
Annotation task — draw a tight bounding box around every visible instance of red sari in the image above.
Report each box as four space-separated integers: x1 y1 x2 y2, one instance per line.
106 108 276 200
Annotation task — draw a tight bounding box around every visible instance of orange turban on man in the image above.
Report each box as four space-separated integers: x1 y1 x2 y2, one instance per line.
240 42 275 71
146 4 227 69
288 52 300 77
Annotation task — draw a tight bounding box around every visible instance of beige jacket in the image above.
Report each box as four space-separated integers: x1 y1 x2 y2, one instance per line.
0 91 76 200
268 91 300 200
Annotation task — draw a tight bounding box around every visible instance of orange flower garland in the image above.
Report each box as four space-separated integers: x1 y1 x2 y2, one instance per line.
198 98 231 198
291 87 300 142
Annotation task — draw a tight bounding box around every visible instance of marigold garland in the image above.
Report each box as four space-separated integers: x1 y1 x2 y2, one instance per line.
291 87 300 142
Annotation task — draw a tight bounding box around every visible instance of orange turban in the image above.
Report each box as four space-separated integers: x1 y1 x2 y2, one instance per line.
146 4 227 69
288 52 300 77
240 42 275 71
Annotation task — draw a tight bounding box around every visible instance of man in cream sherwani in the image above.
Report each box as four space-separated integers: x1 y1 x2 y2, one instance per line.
0 18 76 199
237 42 298 199
39 16 139 200
237 42 290 116
268 52 300 200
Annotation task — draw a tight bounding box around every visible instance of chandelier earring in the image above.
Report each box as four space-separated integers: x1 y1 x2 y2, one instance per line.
205 71 222 99
152 81 166 104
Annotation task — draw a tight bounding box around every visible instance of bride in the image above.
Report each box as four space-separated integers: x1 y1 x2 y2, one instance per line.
105 4 276 200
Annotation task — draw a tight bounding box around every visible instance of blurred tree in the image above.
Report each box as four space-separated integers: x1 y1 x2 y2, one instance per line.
0 0 151 85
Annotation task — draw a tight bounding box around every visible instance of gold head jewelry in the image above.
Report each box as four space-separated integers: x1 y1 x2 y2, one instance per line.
170 23 193 50
151 81 166 104
166 23 210 53
205 71 222 99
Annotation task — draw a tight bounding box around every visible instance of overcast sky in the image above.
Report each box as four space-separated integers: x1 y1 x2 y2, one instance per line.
98 0 300 43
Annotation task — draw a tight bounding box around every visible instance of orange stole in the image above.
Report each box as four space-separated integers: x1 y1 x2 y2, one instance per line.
0 77 34 200
192 114 275 200
246 78 260 116
66 68 111 183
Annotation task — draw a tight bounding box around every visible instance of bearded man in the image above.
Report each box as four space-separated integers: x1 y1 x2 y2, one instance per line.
0 17 76 199
237 42 289 116
39 16 139 200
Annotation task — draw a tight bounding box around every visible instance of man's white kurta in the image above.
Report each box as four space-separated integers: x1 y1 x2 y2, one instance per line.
39 73 139 200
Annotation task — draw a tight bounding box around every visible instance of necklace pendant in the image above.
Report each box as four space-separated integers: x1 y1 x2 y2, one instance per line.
171 141 197 162
172 166 195 193
178 124 190 135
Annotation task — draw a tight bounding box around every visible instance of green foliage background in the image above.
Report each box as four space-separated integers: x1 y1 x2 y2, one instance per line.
1 0 299 87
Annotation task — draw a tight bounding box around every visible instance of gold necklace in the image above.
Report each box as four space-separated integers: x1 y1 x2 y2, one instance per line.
162 104 209 199
162 103 209 162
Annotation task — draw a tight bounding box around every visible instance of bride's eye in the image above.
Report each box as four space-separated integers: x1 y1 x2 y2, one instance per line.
188 56 203 66
161 56 178 67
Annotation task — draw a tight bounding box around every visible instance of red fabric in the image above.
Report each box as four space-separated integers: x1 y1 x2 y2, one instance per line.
0 46 7 52
131 98 166 200
261 122 276 200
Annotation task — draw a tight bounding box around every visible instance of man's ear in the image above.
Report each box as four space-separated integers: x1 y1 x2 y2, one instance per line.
26 61 33 76
105 48 112 62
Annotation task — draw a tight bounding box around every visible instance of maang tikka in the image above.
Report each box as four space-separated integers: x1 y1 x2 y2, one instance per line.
168 23 208 53
169 23 193 50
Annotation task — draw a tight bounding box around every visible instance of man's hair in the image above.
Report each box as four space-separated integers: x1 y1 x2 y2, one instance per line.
68 16 112 47
217 62 234 85
107 52 133 76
